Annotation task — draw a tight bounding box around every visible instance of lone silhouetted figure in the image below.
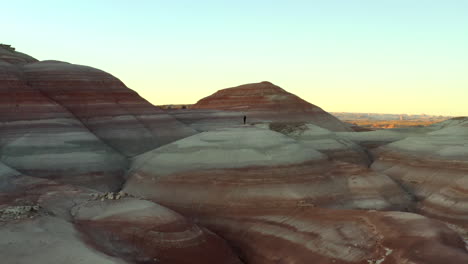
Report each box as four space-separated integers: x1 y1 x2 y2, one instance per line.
243 115 247 125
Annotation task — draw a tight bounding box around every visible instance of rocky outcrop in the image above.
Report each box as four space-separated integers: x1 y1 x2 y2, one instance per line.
265 123 372 166
166 109 245 132
2 46 467 263
123 125 468 262
0 174 241 264
191 81 352 131
200 208 468 264
22 61 197 157
0 60 127 191
124 127 410 212
0 44 37 65
0 48 196 191
372 118 468 238
0 173 127 263
73 198 242 264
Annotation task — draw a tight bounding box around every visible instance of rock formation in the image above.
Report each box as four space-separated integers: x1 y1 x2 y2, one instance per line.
371 117 468 239
22 61 197 157
266 122 372 166
0 57 127 191
0 44 37 65
124 123 468 263
200 208 468 264
73 198 242 264
0 45 197 191
187 81 352 131
1 45 467 263
0 215 129 264
124 126 409 212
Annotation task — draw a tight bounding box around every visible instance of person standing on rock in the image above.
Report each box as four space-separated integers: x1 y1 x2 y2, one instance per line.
243 115 247 125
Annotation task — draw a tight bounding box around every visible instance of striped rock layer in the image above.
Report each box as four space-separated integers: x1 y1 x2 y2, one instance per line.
73 198 242 264
121 126 467 263
372 118 468 238
22 61 197 157
2 45 467 263
0 46 196 191
191 81 352 131
124 127 408 214
200 208 468 264
0 173 241 264
0 173 128 264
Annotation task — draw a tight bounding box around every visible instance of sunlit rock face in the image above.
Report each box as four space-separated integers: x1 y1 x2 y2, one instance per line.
73 198 242 264
372 117 468 237
190 81 352 132
22 61 197 157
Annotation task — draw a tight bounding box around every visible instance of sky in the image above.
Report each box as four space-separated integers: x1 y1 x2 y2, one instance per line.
3 0 467 116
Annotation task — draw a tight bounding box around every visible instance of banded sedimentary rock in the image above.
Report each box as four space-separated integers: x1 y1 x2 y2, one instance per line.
0 59 127 191
265 123 372 166
121 127 433 263
0 173 127 263
199 208 468 264
73 198 242 264
1 46 197 190
0 215 129 264
0 174 241 264
190 81 352 131
22 61 197 157
123 126 466 263
166 109 245 132
372 118 468 238
0 44 37 65
125 127 409 212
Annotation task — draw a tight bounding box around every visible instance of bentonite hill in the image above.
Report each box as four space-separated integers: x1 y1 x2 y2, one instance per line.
1 45 468 264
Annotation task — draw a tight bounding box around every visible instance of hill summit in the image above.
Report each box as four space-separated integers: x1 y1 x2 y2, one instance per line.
193 81 351 131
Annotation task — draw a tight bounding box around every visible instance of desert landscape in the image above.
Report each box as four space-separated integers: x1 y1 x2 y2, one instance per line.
158 107 451 131
332 112 451 130
1 44 467 264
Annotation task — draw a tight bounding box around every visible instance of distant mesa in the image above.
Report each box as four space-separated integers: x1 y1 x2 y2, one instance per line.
191 81 352 131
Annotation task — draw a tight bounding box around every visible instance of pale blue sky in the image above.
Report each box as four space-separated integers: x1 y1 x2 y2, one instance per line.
3 1 467 115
